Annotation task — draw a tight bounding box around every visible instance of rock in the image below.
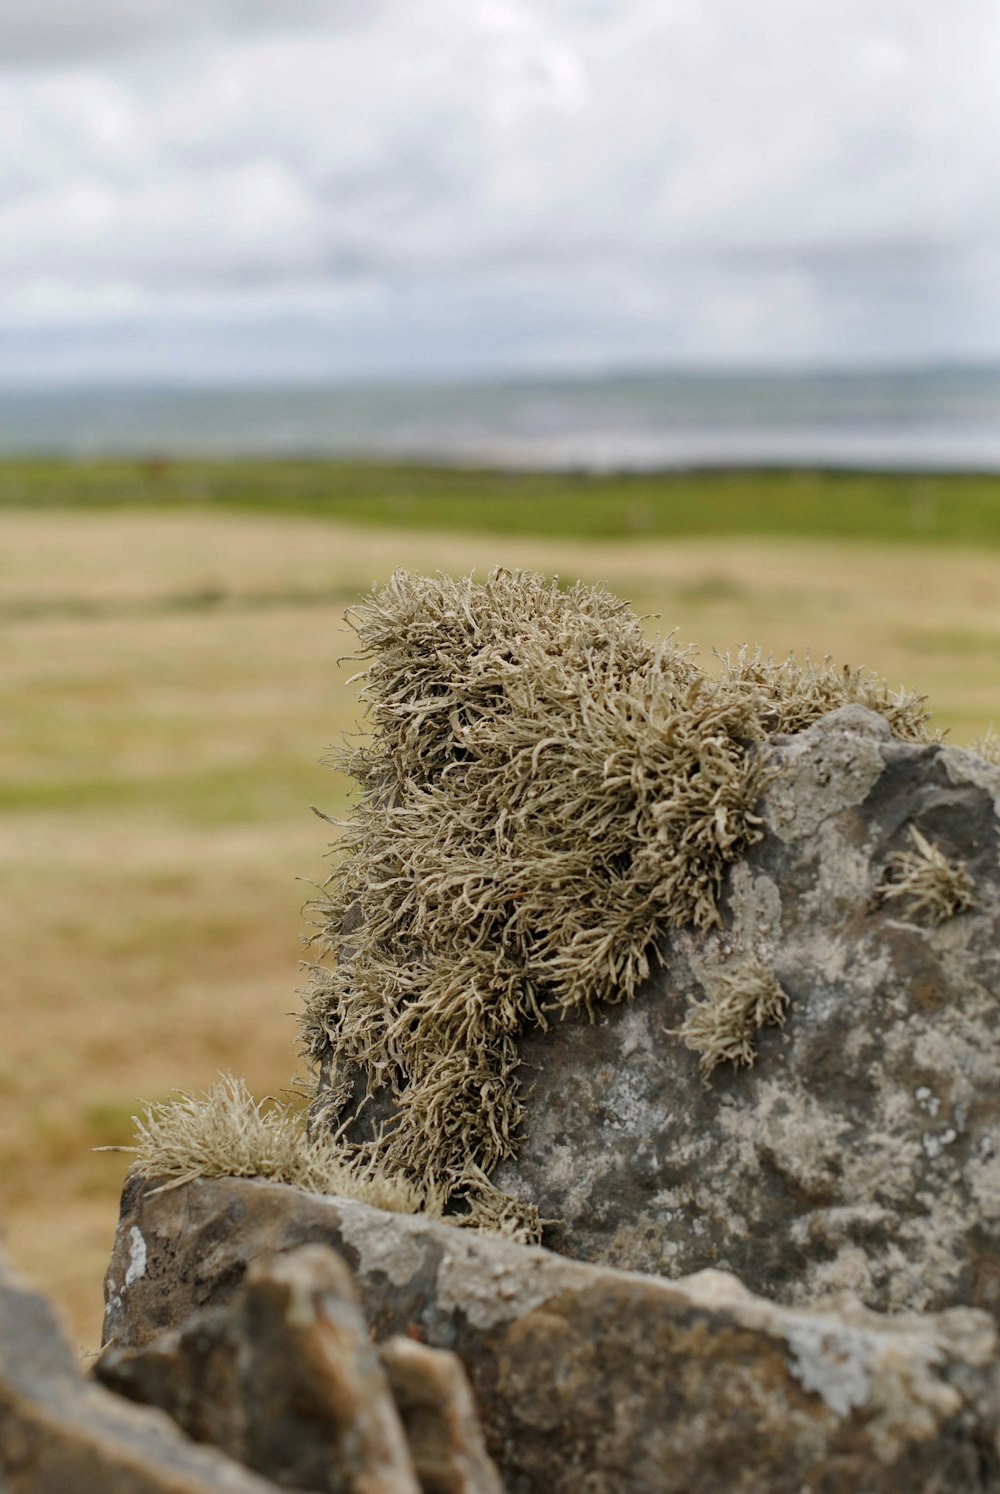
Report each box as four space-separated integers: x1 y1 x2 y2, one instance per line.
98 1243 420 1494
379 1336 504 1494
0 1250 277 1494
98 1238 501 1494
336 708 1000 1315
104 1174 1000 1492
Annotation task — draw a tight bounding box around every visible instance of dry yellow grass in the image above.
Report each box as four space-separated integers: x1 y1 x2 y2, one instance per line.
3 507 999 1353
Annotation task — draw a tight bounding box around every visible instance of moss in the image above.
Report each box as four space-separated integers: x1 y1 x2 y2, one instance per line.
300 568 931 1231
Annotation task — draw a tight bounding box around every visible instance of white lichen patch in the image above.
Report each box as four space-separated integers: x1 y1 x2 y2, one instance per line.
725 864 783 946
785 1319 874 1417
786 1298 973 1460
600 1032 663 1134
676 1268 755 1309
910 1009 999 1100
963 1148 1000 1221
793 821 880 929
922 1129 958 1161
799 1248 883 1308
915 1086 940 1118
717 1081 851 1199
435 1233 580 1331
944 744 1000 822
676 1272 968 1451
124 1225 147 1290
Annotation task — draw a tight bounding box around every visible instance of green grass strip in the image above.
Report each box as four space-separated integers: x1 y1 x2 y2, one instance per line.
4 459 1000 546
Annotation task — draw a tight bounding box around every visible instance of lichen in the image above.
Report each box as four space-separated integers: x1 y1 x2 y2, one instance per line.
126 1074 441 1217
971 726 1000 767
124 1226 147 1289
676 954 789 1075
785 1319 874 1418
876 826 976 926
300 568 931 1228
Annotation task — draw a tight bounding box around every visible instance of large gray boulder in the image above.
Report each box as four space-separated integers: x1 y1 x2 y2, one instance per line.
491 709 1000 1313
331 707 1000 1315
103 1174 1000 1494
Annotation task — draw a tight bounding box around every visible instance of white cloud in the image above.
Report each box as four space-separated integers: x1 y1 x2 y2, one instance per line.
0 1 381 64
2 0 1000 380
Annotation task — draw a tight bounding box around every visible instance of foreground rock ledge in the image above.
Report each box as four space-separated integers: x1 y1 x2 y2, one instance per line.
106 1175 1000 1493
0 1251 275 1494
98 1242 502 1494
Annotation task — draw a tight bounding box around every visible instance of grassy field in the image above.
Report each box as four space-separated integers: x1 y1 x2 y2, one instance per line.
4 468 1000 1355
4 458 1000 547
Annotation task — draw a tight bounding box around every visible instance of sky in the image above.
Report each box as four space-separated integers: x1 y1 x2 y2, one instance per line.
2 0 1000 385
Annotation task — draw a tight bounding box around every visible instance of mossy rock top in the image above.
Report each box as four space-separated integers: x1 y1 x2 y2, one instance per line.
303 569 953 1256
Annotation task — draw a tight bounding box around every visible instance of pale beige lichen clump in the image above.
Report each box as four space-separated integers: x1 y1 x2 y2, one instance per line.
715 645 935 743
128 1074 440 1216
677 956 789 1076
971 727 1000 767
877 826 976 926
298 568 931 1230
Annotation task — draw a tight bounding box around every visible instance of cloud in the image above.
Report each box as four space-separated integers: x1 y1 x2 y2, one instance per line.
0 0 382 65
2 0 999 380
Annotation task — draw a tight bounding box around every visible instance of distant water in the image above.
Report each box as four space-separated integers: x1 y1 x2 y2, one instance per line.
4 368 1000 471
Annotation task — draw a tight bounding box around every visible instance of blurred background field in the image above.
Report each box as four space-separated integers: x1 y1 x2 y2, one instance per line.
4 465 1000 1353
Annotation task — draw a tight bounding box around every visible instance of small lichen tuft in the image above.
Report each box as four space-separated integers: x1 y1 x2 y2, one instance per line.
127 1074 441 1217
971 727 1000 767
876 826 976 926
676 955 789 1076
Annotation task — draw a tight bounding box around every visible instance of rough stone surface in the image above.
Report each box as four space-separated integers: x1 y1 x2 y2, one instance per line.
379 1336 504 1494
475 710 1000 1314
105 1174 1000 1493
0 1251 276 1494
318 710 1000 1316
98 1243 419 1494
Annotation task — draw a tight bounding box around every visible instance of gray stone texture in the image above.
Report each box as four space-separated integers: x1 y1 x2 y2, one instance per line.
491 710 1000 1314
103 1174 1000 1492
329 708 1000 1315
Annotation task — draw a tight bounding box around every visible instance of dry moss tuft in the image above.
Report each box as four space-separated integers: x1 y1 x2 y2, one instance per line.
877 826 977 926
715 645 933 742
300 568 932 1227
676 956 789 1076
972 727 1000 767
128 1074 440 1215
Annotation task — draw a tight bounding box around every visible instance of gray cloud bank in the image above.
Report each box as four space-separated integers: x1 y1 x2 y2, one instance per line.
2 0 999 383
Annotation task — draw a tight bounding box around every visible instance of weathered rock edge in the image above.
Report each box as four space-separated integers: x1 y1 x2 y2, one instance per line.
0 1251 277 1494
105 1174 1000 1493
98 1242 501 1494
